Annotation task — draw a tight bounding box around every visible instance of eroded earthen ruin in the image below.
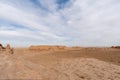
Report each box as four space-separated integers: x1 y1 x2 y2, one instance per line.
0 44 13 54
111 46 120 49
29 45 66 51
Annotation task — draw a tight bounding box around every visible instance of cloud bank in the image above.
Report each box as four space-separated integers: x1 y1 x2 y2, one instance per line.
0 0 120 47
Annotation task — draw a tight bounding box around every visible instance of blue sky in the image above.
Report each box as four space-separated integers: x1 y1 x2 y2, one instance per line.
0 0 120 47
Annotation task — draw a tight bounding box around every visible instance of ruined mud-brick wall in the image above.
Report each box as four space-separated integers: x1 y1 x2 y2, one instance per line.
111 46 120 49
29 45 66 51
68 46 82 50
72 46 81 49
0 44 5 51
0 44 13 54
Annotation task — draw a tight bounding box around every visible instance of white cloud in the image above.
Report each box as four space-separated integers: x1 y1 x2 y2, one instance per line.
0 3 50 31
0 0 120 47
0 2 66 41
37 0 57 11
59 0 120 46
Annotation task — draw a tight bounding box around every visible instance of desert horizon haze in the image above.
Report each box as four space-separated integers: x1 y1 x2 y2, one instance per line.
0 0 120 47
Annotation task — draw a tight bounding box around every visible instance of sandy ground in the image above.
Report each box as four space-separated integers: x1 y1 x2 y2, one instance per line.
0 48 120 80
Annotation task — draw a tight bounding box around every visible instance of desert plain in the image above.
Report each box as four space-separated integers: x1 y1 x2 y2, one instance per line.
0 45 120 80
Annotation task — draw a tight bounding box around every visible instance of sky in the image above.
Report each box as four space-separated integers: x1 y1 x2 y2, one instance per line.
0 0 120 47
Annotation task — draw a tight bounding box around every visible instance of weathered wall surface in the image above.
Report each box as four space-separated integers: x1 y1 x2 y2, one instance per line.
29 45 66 51
0 44 13 54
111 46 120 49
